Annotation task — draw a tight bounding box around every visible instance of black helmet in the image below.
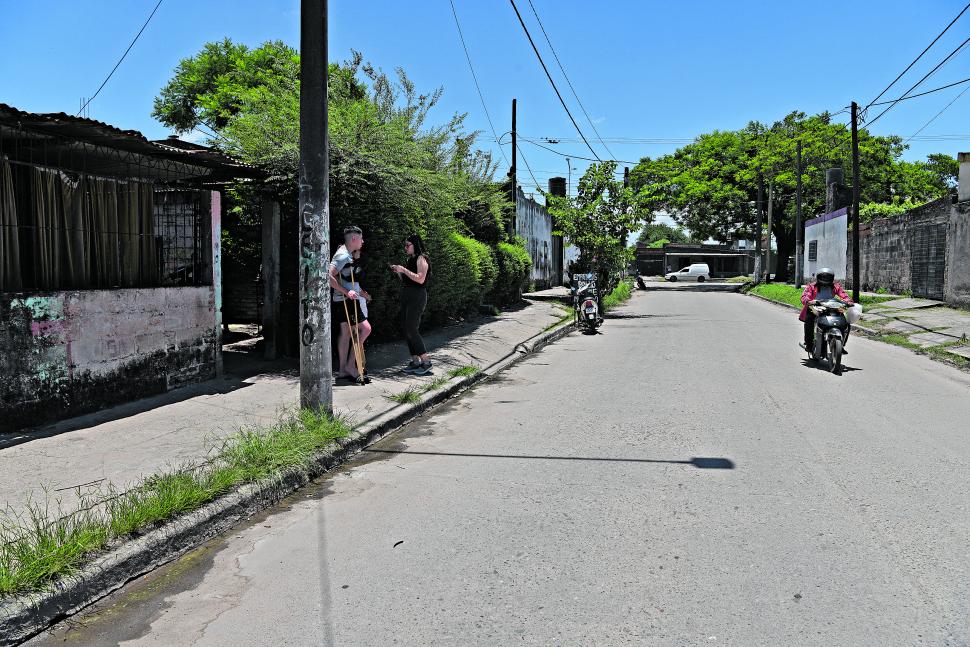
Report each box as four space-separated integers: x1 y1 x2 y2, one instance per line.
816 268 835 286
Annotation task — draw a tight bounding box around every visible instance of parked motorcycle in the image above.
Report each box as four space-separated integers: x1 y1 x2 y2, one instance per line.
805 298 850 375
571 273 602 332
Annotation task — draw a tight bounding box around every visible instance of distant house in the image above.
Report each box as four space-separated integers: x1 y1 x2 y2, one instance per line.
0 103 263 431
636 242 752 277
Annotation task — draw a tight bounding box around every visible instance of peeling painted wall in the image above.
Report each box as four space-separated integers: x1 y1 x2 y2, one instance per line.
0 287 217 432
515 188 554 288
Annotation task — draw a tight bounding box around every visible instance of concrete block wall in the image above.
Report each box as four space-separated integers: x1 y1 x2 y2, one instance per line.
846 197 950 297
946 201 970 308
0 287 217 432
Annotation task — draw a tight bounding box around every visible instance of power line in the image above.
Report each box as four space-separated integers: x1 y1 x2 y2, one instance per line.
448 0 511 167
519 136 641 165
77 0 164 116
864 2 970 110
515 143 542 191
865 36 970 127
870 76 970 106
508 0 601 161
905 83 970 143
524 0 616 160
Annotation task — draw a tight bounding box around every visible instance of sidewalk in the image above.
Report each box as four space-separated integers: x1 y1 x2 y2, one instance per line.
0 300 569 518
859 297 970 357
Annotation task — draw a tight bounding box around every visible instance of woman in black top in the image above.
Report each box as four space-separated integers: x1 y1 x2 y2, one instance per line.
390 234 432 375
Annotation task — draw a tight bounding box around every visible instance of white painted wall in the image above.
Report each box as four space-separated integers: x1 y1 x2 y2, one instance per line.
804 208 848 281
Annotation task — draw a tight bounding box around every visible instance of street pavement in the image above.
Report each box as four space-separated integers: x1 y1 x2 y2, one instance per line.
28 290 970 646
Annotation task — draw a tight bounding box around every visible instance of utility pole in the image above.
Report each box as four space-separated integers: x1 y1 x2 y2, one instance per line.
510 98 517 236
765 180 774 283
298 0 332 412
850 101 861 303
755 175 765 283
566 157 571 197
795 140 803 288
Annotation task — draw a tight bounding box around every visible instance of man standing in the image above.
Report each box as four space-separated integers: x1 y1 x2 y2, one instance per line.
329 226 371 380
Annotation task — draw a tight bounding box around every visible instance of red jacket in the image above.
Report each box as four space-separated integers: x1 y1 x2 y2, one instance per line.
799 282 852 321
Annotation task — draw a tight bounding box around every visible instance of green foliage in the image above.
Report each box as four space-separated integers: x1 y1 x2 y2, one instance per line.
750 283 894 308
490 240 531 305
858 200 926 222
637 222 697 247
546 161 647 297
153 41 510 342
453 233 498 303
631 111 957 282
602 279 633 311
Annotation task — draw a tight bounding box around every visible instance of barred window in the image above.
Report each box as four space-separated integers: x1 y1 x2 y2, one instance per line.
0 159 211 292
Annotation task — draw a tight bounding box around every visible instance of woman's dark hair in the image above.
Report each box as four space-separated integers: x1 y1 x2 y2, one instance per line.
406 234 427 258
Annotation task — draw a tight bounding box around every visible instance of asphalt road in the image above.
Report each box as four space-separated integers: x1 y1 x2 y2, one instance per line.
29 290 970 646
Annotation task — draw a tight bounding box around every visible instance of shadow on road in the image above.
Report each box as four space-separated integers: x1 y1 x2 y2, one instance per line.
362 448 735 469
799 359 863 374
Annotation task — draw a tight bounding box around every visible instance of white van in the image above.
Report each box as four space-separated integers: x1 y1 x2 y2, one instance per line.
665 263 711 282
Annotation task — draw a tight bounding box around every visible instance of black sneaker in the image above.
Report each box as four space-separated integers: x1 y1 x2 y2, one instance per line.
413 362 433 376
402 361 420 374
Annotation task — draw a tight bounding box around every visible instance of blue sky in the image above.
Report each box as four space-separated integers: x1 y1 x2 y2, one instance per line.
2 0 968 207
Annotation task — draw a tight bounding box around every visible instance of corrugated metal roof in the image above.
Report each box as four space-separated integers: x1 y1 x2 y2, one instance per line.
0 103 263 181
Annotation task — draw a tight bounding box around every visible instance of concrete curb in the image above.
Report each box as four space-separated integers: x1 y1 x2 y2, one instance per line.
0 321 577 646
745 291 879 336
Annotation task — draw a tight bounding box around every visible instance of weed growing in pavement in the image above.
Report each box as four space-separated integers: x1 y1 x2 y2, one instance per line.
603 279 633 312
0 409 350 598
447 365 480 378
386 376 454 404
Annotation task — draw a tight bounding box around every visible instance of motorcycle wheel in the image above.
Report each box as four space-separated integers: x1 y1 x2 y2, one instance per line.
829 338 843 375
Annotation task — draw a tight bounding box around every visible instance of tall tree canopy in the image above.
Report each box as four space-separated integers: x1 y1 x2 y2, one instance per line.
630 111 957 281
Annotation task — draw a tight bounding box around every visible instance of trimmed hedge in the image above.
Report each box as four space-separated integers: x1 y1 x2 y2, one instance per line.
490 241 532 306
454 233 498 303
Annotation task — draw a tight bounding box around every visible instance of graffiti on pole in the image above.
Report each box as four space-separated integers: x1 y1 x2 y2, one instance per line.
299 201 329 347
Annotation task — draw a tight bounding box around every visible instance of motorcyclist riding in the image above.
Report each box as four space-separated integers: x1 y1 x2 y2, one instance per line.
799 268 854 354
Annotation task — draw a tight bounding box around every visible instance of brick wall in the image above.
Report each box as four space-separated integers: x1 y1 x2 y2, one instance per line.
0 287 217 432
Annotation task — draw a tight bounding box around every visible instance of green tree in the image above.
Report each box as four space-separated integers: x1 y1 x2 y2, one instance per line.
153 40 514 346
545 161 647 296
630 111 954 282
636 222 698 247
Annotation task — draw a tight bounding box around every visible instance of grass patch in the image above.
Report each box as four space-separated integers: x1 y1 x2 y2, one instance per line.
725 275 753 284
749 283 896 309
603 279 633 312
386 387 422 404
543 311 574 332
385 374 456 404
447 365 480 378
0 409 350 598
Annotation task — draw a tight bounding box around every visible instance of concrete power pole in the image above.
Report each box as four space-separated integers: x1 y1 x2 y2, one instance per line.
795 140 803 288
754 175 765 283
765 181 774 283
510 98 517 236
298 0 333 412
850 101 861 303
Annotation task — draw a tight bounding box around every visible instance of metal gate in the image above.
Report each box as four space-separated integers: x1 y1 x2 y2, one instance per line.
910 223 947 300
